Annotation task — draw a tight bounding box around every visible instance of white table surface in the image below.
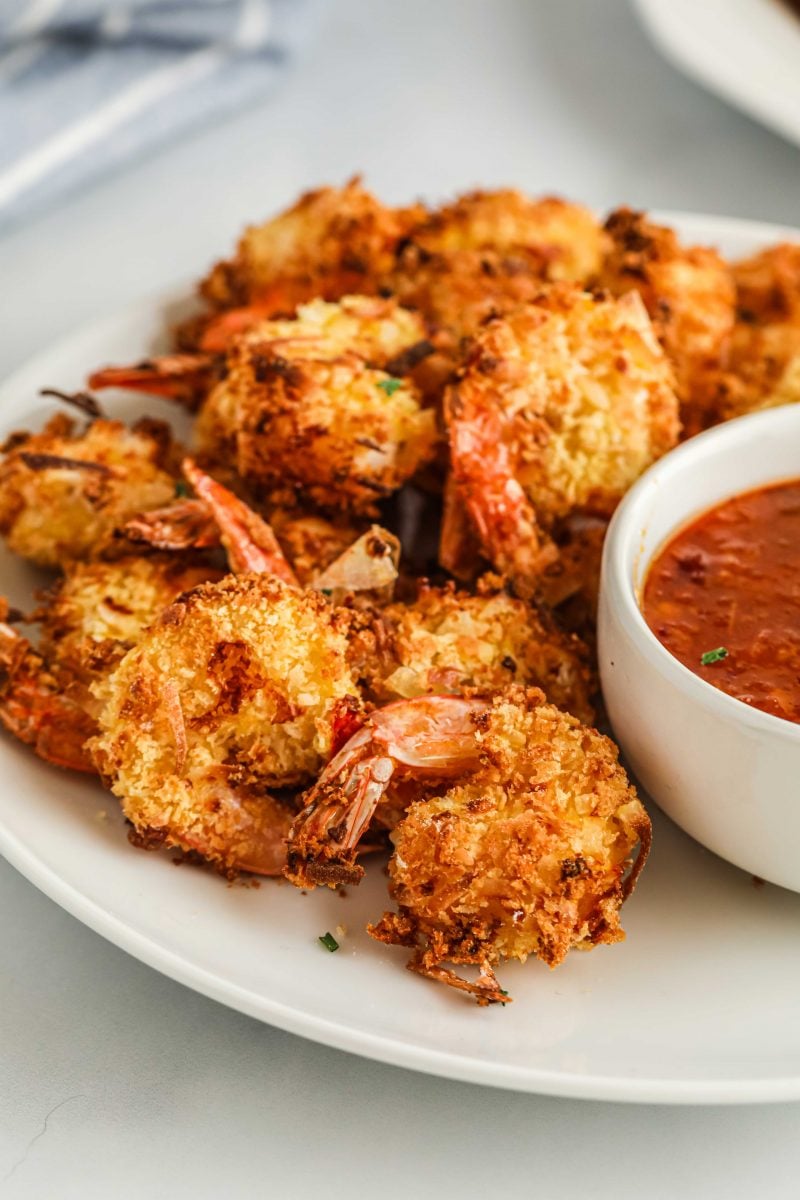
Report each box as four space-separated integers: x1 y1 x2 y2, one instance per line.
2 1 800 1195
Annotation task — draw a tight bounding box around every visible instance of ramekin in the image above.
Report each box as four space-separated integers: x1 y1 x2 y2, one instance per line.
598 404 800 893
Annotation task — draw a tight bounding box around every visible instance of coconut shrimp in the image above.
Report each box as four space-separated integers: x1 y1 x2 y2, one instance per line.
713 243 800 422
91 572 370 875
193 297 439 516
369 688 650 1004
0 557 220 772
599 208 736 436
444 287 679 595
192 178 424 343
389 192 605 367
366 577 594 723
0 414 179 567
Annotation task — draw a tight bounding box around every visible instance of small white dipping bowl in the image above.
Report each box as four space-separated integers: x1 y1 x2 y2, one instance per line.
599 404 800 893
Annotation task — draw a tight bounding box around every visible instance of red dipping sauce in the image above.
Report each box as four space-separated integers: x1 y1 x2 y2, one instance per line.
642 479 800 724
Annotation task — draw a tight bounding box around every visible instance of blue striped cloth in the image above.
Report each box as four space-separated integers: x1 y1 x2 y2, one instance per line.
0 1 325 228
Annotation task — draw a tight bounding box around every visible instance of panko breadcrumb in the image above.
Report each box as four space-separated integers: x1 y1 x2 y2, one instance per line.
599 208 735 435
370 687 650 1002
0 415 178 566
368 578 594 723
197 179 422 321
445 285 679 592
714 243 800 421
195 296 439 515
91 573 366 874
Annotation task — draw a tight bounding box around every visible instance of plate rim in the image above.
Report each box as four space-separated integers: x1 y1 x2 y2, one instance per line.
3 208 800 1105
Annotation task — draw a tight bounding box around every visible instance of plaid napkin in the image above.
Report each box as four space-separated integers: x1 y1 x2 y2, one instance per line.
0 1 325 228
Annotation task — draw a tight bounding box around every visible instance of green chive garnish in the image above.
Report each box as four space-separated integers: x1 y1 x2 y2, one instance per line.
175 480 189 498
701 647 728 666
376 378 403 396
319 931 339 953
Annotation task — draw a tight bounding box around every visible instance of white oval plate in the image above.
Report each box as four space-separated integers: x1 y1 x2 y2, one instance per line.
2 214 800 1105
633 0 800 148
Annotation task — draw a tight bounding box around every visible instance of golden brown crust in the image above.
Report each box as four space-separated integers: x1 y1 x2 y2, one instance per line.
713 244 800 422
194 296 439 515
0 416 179 566
369 687 650 1002
196 179 423 320
445 286 679 593
599 208 736 436
90 573 366 874
367 578 594 723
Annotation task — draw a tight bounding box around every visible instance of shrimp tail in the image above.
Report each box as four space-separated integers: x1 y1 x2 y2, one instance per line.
181 459 300 584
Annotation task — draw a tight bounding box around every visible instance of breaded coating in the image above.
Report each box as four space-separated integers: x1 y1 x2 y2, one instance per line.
445 286 679 593
91 574 366 874
368 578 594 723
194 296 439 515
600 208 735 435
37 556 221 695
0 557 216 773
390 192 604 354
370 688 650 1003
0 415 178 566
714 243 800 421
197 179 422 320
409 191 604 280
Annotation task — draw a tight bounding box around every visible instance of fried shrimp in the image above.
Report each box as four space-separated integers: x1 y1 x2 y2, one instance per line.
367 578 594 723
0 614 97 773
444 287 679 594
191 178 424 345
0 414 178 566
0 557 219 771
390 191 604 351
714 243 800 421
408 191 604 280
91 573 367 875
194 296 438 515
369 688 650 1004
599 208 735 435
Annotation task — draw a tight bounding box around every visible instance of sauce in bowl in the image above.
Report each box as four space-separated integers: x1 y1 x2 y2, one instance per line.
642 479 800 724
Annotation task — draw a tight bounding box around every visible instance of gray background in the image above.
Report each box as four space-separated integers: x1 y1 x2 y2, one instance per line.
2 2 800 1196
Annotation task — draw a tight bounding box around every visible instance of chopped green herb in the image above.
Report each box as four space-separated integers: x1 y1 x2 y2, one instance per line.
376 377 403 397
701 646 729 666
174 480 190 498
319 931 339 953
320 587 333 597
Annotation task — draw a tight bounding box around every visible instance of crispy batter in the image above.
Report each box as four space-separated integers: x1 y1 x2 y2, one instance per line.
389 192 605 362
197 179 422 320
91 573 366 874
0 555 215 772
195 296 439 515
37 556 221 694
599 208 735 436
445 286 679 592
408 191 604 280
0 415 178 566
367 578 594 723
713 244 800 421
369 687 650 1002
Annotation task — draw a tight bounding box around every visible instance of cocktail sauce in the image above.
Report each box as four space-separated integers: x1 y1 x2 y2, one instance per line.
642 479 800 724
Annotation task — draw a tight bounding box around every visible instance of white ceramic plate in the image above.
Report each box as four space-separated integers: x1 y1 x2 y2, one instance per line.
633 0 800 147
2 214 800 1105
